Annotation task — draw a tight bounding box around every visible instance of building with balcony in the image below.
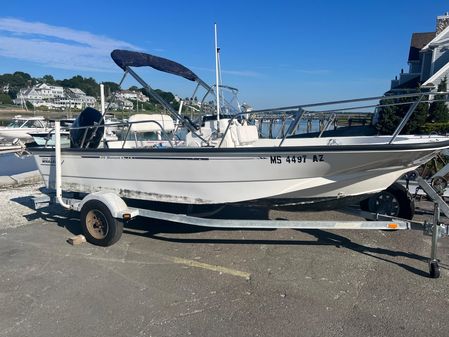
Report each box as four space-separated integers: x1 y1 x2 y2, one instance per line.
390 13 449 92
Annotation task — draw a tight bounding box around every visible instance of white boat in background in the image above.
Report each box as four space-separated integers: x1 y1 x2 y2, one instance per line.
0 116 48 142
28 131 71 147
106 113 179 149
28 49 449 209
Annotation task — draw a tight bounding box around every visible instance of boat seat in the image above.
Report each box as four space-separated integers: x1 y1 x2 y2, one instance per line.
186 127 213 147
236 124 259 145
220 124 239 147
219 122 259 148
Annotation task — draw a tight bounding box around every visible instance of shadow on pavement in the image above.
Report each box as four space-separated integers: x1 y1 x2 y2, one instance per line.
11 195 82 236
11 196 444 278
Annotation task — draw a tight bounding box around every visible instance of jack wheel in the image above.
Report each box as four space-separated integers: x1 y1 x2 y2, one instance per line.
80 200 123 246
429 260 440 279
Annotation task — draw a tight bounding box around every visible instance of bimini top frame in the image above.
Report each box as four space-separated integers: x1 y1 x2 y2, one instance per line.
111 49 213 136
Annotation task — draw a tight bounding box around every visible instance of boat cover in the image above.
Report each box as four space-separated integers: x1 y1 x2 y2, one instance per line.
70 107 104 149
111 49 199 82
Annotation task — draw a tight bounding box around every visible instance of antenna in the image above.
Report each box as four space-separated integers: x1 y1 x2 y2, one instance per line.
214 23 221 124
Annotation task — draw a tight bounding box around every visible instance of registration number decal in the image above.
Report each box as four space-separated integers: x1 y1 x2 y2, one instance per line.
269 155 324 164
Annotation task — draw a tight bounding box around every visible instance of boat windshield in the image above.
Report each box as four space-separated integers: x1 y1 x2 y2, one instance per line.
200 85 245 116
23 120 45 128
6 120 25 128
6 119 44 128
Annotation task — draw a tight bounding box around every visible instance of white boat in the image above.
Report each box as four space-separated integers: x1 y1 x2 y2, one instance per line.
106 113 178 148
0 143 23 154
28 50 449 209
0 116 48 142
28 131 71 147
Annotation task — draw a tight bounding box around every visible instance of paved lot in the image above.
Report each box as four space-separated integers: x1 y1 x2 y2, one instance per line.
1 184 449 337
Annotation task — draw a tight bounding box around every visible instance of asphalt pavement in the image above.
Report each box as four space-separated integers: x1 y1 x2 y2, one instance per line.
1 184 448 337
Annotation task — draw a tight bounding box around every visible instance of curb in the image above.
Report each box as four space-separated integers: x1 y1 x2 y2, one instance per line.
0 170 42 188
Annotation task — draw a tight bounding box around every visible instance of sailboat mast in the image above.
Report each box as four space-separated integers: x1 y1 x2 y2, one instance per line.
214 23 221 123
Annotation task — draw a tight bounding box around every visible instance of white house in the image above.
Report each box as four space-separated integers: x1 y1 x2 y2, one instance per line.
14 84 96 109
15 87 43 105
1 84 9 93
116 90 149 102
34 83 65 98
390 13 449 91
108 98 134 111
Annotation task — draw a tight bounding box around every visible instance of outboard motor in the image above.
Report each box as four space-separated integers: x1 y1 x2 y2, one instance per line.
70 107 104 148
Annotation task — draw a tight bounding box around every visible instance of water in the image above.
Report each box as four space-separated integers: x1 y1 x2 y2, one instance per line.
0 153 37 176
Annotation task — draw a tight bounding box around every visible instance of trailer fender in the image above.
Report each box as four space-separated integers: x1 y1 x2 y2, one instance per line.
79 192 137 219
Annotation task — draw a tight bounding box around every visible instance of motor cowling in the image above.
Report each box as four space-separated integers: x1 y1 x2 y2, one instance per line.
70 107 104 148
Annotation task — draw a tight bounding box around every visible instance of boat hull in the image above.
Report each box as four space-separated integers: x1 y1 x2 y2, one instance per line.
31 138 445 205
0 128 47 141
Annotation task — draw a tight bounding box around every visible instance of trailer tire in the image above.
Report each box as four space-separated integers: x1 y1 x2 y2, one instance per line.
360 182 415 220
80 200 123 246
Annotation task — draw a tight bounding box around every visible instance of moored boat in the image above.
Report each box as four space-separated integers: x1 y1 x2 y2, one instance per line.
0 115 48 142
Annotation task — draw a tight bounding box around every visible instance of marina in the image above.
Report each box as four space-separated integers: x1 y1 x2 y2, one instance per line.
1 4 449 337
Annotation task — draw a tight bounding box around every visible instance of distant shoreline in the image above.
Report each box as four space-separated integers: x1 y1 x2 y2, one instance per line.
0 108 74 121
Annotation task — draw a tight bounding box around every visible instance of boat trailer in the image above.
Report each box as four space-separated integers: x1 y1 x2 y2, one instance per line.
32 122 449 279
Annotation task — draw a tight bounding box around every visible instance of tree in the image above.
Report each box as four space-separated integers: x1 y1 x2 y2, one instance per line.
376 98 402 134
42 75 56 85
405 97 428 133
0 93 12 104
102 81 120 95
428 77 449 123
0 72 34 99
377 94 429 135
59 75 99 97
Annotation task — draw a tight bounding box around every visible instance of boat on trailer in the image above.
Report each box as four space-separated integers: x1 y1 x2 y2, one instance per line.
27 48 449 278
29 49 449 209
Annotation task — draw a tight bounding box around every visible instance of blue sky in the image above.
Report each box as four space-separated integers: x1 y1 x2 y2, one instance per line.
0 0 447 108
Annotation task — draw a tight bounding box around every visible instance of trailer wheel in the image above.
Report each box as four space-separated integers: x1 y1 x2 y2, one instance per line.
80 200 123 246
360 182 415 220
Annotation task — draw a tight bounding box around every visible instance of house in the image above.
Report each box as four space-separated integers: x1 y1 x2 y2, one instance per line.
64 88 96 107
116 90 149 102
108 98 134 111
14 84 97 109
1 84 9 93
14 87 44 105
34 83 65 98
390 13 449 92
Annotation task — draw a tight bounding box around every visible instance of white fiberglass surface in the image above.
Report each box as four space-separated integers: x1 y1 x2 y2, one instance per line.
254 135 449 147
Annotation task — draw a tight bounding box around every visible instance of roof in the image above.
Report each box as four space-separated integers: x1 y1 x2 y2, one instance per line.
408 32 435 61
422 60 449 86
68 88 85 95
421 24 449 51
